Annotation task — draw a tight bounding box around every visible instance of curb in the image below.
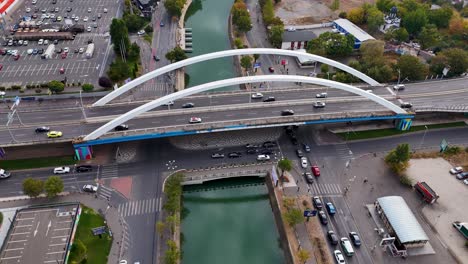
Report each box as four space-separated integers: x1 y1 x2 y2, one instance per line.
0 191 71 203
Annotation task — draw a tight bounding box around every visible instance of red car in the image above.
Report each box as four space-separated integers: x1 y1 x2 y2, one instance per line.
13 54 20 60
59 68 65 74
311 165 320 177
61 52 67 59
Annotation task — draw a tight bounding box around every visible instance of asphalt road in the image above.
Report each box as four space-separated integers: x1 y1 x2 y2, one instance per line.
0 0 120 87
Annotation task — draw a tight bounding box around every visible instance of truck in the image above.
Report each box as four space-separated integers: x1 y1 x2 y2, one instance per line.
41 44 55 59
453 222 468 240
414 181 439 204
85 43 94 59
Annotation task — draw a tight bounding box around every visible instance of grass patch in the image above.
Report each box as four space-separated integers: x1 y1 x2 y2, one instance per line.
337 122 467 141
1 156 75 171
68 206 112 264
143 33 152 44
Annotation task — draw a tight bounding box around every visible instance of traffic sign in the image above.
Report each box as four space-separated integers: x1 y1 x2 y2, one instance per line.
303 209 317 217
253 62 261 69
440 139 448 152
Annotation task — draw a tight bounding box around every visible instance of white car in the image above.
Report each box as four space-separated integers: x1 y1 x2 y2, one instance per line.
75 16 80 22
44 39 49 45
137 30 145 35
54 167 70 174
464 179 468 185
44 13 50 19
50 14 55 19
88 8 92 13
27 49 34 55
189 117 202 124
87 26 91 32
301 157 308 168
366 90 373 93
82 184 98 192
251 92 263 99
64 47 69 53
334 250 345 264
79 47 84 53
257 154 270 161
163 101 174 106
287 27 296 32
83 16 88 22
316 92 327 98
26 7 31 13
103 8 108 13
0 169 11 179
393 84 405 91
38 39 44 45
32 0 37 4
450 166 463 175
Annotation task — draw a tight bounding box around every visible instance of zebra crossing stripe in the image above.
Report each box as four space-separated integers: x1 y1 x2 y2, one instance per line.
118 198 161 217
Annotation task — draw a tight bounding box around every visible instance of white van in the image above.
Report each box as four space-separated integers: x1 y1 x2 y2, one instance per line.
340 237 354 257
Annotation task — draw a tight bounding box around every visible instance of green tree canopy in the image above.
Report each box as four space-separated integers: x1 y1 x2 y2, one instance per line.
367 7 385 32
236 15 253 32
268 25 284 48
165 46 188 63
439 48 468 77
123 13 147 33
165 0 185 17
44 176 64 198
108 59 130 82
376 0 396 12
360 40 385 67
298 249 311 264
48 80 65 93
385 143 411 174
81 83 94 92
396 54 428 81
283 207 304 227
70 239 87 263
402 9 428 35
278 159 292 178
394 27 409 42
427 6 453 28
347 7 365 24
307 32 354 57
110 18 130 55
164 240 180 264
240 56 252 71
127 42 141 61
22 178 44 198
418 24 441 49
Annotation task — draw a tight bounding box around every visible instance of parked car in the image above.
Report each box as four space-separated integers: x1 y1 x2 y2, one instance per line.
47 131 63 138
263 141 276 148
137 30 145 35
318 210 328 225
328 231 339 245
304 172 314 184
263 96 275 102
450 166 463 174
326 202 336 215
311 165 320 176
228 152 242 158
301 157 308 168
211 153 225 159
251 92 263 99
296 149 304 158
268 67 275 73
189 117 202 124
83 184 98 193
349 232 361 247
313 196 323 209
76 165 92 172
35 126 50 133
257 154 270 161
281 109 294 116
456 172 468 180
114 124 129 131
334 250 345 264
54 167 70 174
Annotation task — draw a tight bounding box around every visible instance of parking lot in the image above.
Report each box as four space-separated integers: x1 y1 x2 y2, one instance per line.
0 204 79 264
0 0 122 87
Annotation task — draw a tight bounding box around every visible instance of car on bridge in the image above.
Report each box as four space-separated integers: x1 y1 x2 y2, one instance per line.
35 126 50 133
189 117 202 124
316 92 327 98
281 109 294 116
114 124 129 131
296 149 304 158
251 92 263 99
54 167 70 174
313 101 326 108
163 101 174 106
182 102 195 108
349 232 362 247
400 102 413 108
456 172 468 180
83 184 98 193
393 84 405 90
47 131 63 138
263 96 275 102
211 153 225 159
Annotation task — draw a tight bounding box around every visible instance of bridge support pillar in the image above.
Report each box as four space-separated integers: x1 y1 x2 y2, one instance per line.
74 146 93 160
395 118 413 131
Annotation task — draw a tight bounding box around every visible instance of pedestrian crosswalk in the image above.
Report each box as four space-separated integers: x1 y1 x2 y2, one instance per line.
334 143 354 161
99 185 113 200
100 164 118 179
118 198 160 218
308 183 342 195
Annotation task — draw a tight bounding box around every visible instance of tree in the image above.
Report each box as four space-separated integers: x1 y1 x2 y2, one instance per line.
144 25 153 33
164 240 180 264
307 32 354 57
427 6 453 28
360 40 385 67
396 55 428 81
448 16 467 36
165 46 188 63
70 239 87 263
394 28 409 42
164 0 184 17
234 38 243 49
347 7 365 24
277 159 292 180
367 7 384 33
110 18 130 56
385 143 411 175
268 25 284 48
253 54 260 62
298 249 311 264
108 59 130 82
283 207 304 227
429 54 448 75
44 176 64 198
156 221 166 238
22 178 44 198
376 0 395 12
99 76 113 88
320 64 329 74
418 24 441 49
123 13 146 33
48 80 65 93
236 15 253 32
402 9 428 35
440 48 468 76
240 56 252 71
127 42 141 60
81 83 94 92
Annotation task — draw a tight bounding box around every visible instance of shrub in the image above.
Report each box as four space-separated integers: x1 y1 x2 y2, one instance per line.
82 83 94 92
35 89 42 94
339 11 347 18
11 85 22 90
48 80 65 93
444 146 461 155
399 175 413 187
40 83 48 88
19 88 25 93
144 25 153 33
0 87 5 91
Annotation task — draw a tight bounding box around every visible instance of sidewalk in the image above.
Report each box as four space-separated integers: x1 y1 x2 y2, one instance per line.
0 193 126 263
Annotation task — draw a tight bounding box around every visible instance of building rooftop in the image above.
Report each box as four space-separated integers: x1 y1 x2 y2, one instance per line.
377 196 429 244
333 18 375 42
283 30 317 42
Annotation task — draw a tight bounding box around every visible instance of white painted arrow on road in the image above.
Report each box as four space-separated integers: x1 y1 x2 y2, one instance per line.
34 221 40 237
45 220 52 236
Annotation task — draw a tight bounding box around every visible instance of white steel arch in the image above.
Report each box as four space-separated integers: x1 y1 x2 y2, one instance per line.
94 48 381 106
84 75 404 140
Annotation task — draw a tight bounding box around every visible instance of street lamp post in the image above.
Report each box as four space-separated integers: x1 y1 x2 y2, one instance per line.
419 125 428 149
79 91 87 120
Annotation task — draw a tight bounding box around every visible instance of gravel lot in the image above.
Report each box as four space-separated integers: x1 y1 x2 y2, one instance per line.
406 158 468 264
